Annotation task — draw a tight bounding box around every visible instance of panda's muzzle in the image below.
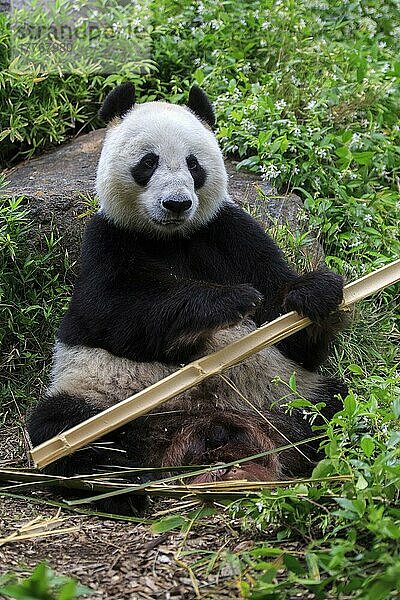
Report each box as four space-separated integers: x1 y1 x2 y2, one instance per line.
162 194 192 215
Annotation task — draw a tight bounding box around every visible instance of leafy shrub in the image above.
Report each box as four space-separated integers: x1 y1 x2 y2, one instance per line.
0 0 155 164
0 563 93 600
0 191 72 406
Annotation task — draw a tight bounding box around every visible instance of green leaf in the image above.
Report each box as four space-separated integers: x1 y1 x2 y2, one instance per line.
312 459 334 479
347 364 363 375
250 547 283 558
280 136 289 152
355 473 368 490
284 554 305 576
392 397 400 418
335 497 365 517
360 436 375 458
151 515 187 534
356 58 367 83
392 61 400 77
193 69 204 85
387 432 400 449
352 151 374 165
305 553 320 580
236 155 260 170
288 372 297 392
57 580 77 600
341 130 353 143
344 394 357 416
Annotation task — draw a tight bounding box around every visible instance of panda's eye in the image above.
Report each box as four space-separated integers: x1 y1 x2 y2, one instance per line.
141 153 159 169
186 155 199 171
186 154 207 189
131 153 159 186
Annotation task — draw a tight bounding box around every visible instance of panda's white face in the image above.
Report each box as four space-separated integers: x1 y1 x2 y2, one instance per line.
96 101 228 236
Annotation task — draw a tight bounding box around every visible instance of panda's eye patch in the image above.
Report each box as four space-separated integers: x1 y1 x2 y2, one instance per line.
186 154 207 189
142 153 158 169
186 155 199 171
131 153 159 186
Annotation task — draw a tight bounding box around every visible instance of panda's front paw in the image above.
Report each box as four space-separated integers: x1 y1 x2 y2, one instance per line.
283 271 344 323
223 284 264 324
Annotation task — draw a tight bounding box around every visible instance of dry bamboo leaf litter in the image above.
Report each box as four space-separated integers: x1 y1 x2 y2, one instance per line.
0 513 79 547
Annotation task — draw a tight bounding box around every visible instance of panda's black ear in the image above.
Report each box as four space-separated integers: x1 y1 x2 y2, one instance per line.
99 82 136 123
187 85 216 128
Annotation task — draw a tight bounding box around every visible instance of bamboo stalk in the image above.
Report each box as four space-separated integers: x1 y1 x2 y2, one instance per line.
31 259 400 469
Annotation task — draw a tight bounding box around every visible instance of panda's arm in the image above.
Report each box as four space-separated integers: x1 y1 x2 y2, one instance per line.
212 204 345 370
58 215 265 362
60 271 264 363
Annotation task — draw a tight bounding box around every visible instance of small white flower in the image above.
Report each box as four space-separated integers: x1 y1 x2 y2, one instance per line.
241 118 256 133
350 133 361 150
293 126 301 137
261 164 281 180
209 19 221 30
348 237 362 248
364 214 373 223
378 41 387 48
262 20 271 30
275 99 287 111
255 500 263 512
306 100 317 110
316 148 327 158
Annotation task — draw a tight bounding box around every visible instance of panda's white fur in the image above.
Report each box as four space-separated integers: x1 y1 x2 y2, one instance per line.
48 323 325 419
96 102 228 236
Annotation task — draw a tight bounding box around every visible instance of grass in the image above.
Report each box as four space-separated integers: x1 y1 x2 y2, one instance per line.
0 0 399 597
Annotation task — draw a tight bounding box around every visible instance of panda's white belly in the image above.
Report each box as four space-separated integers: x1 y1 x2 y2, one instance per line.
48 323 323 415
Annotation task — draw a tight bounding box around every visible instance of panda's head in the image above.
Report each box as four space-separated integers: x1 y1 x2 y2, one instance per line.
96 83 228 237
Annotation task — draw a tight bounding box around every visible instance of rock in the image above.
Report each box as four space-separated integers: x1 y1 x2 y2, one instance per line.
3 130 103 266
2 128 323 268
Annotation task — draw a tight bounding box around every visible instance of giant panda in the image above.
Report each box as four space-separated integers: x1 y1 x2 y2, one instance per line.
27 84 347 510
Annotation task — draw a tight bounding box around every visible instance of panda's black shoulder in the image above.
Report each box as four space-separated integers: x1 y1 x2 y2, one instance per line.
205 202 265 237
206 201 280 254
79 212 137 272
82 212 130 251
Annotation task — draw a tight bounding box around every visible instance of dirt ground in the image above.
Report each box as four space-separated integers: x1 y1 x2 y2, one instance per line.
0 421 258 599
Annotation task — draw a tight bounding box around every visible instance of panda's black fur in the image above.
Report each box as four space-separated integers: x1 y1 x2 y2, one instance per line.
58 205 343 368
27 84 347 513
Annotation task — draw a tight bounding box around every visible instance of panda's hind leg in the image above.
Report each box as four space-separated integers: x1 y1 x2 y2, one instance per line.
27 393 150 514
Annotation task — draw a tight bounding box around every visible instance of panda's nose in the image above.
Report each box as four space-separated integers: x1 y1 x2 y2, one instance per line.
162 195 192 214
